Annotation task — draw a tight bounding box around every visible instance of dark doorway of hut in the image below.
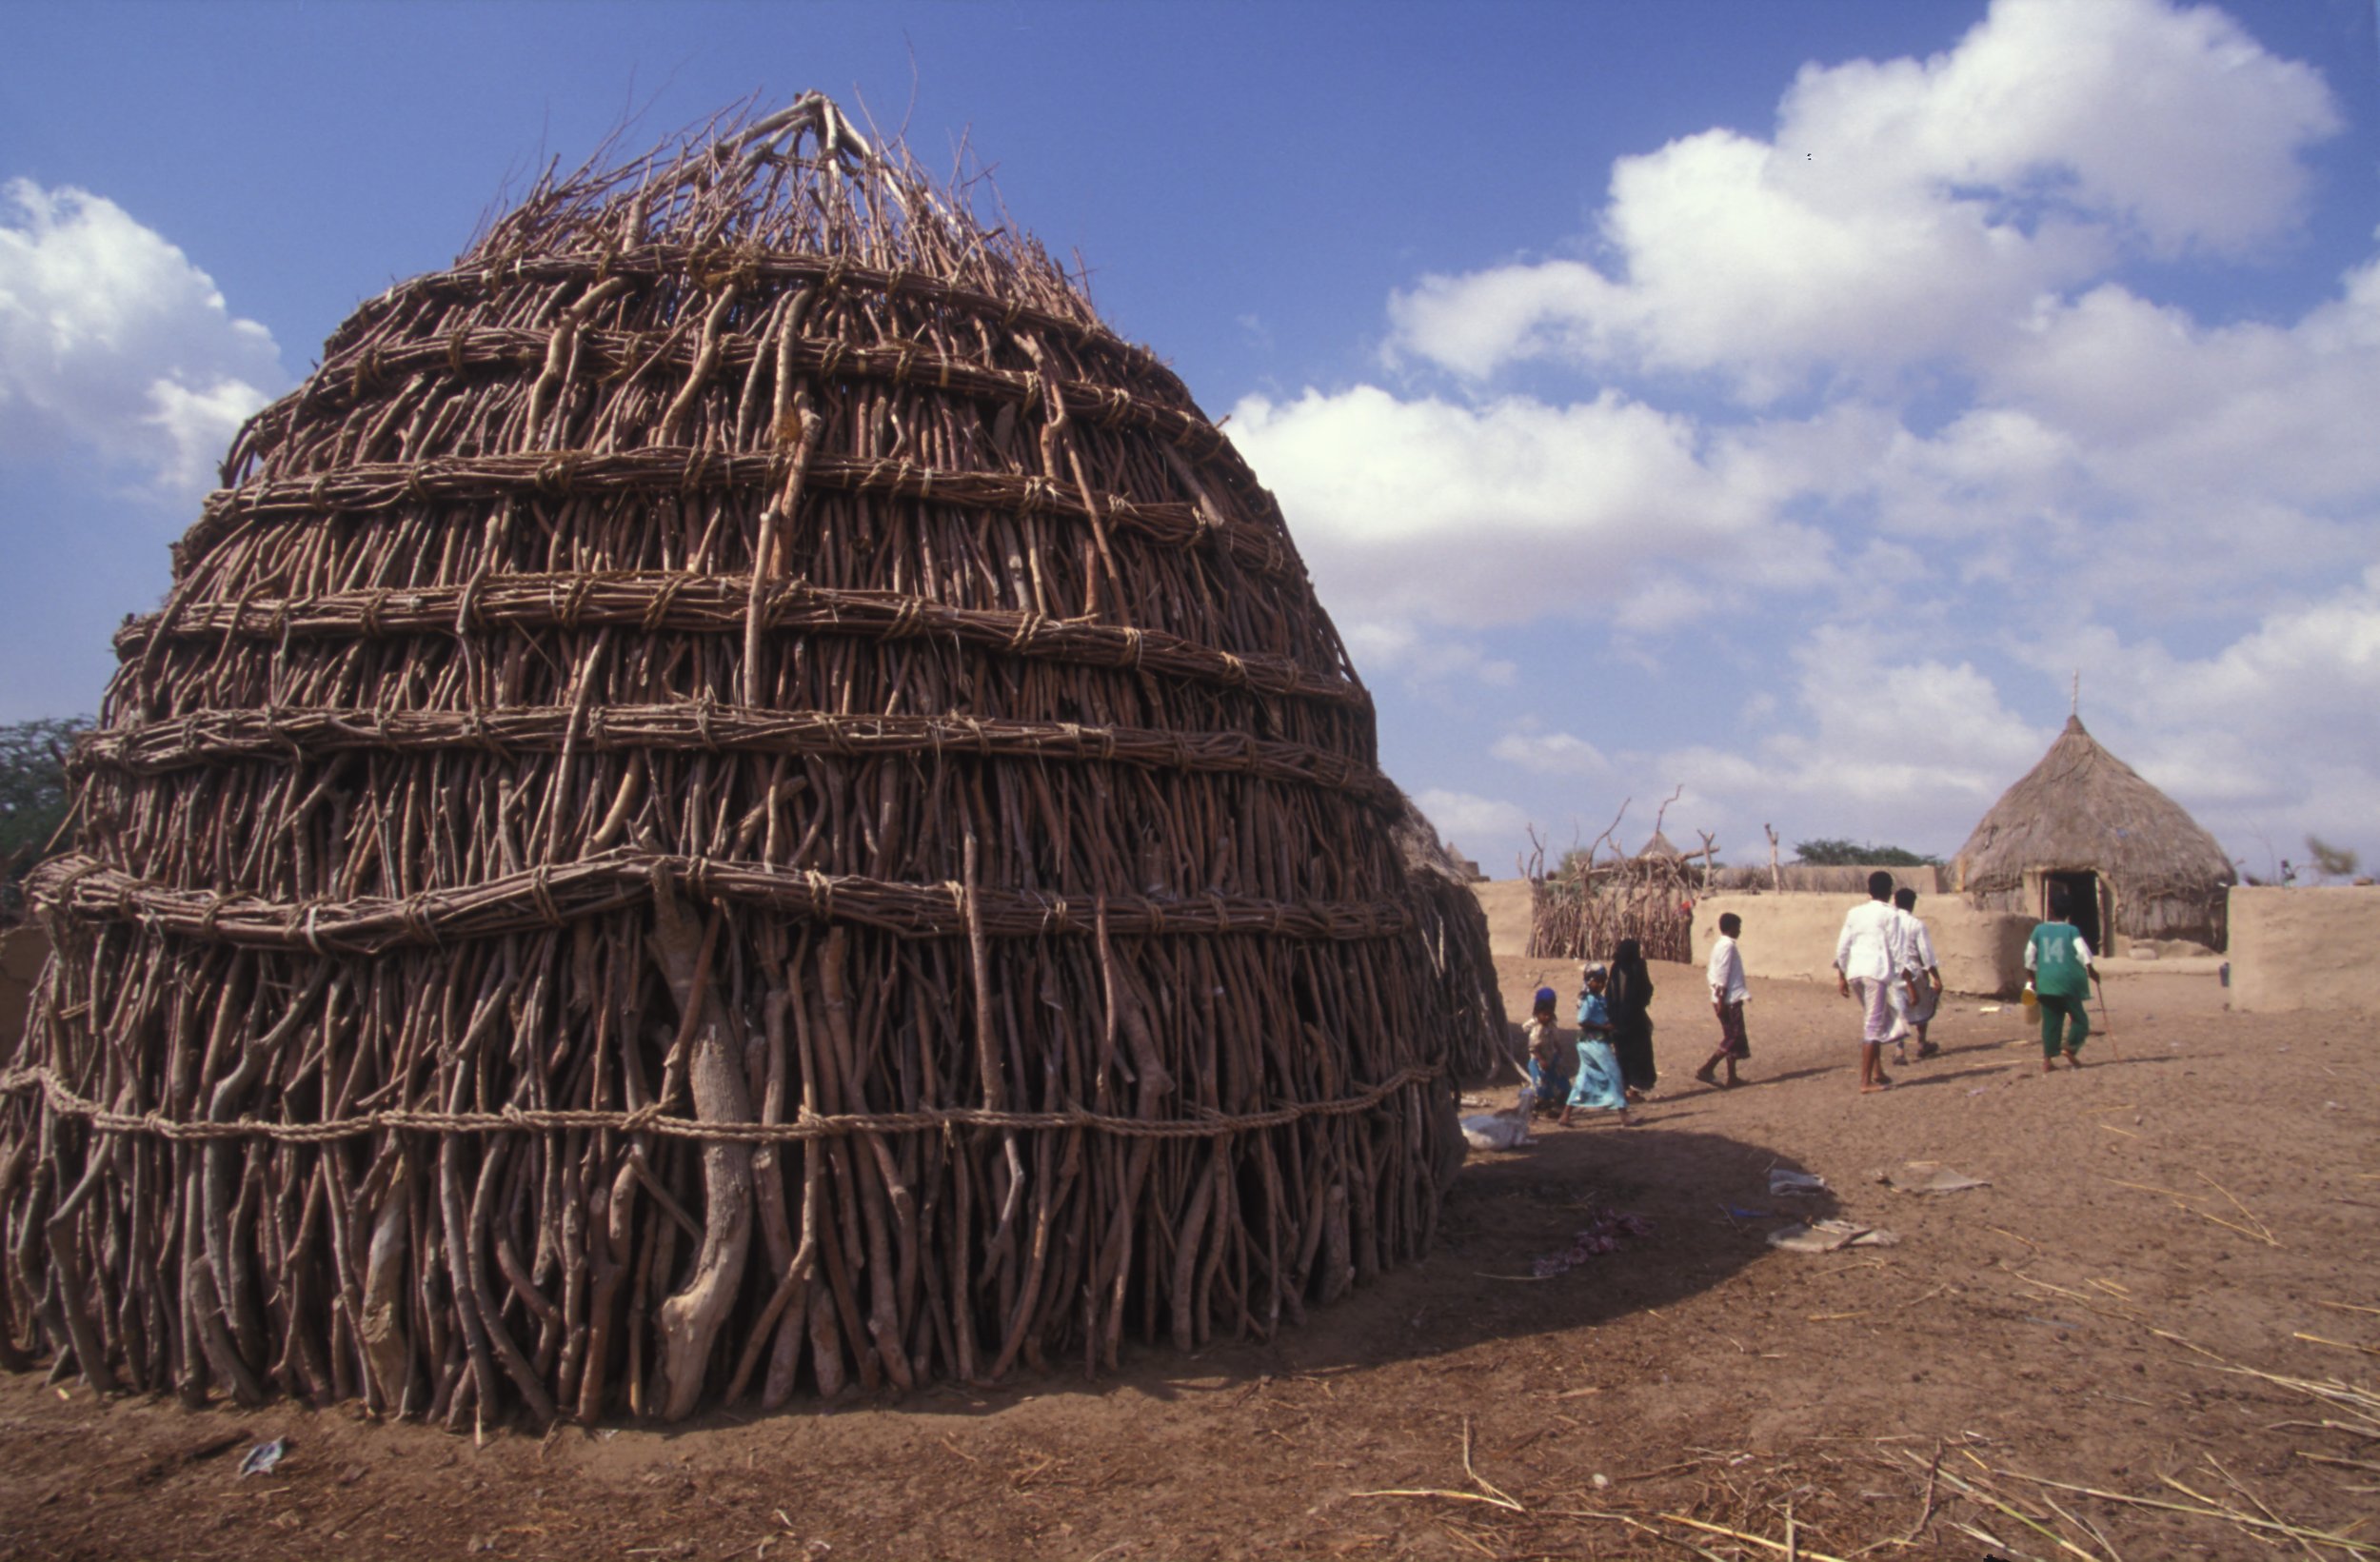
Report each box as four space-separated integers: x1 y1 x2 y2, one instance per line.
2044 870 2106 954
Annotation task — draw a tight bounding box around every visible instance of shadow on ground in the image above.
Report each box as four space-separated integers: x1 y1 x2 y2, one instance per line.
800 1124 1836 1424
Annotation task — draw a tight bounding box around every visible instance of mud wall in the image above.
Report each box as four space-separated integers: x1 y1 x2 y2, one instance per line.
2227 886 2380 1014
1471 879 1537 959
1687 893 2031 998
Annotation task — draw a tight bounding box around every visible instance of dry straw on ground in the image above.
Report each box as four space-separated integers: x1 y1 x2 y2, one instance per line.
0 95 1503 1426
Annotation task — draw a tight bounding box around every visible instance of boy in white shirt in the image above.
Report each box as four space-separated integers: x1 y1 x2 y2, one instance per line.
1891 887 1943 1062
1834 871 1909 1093
1694 912 1751 1088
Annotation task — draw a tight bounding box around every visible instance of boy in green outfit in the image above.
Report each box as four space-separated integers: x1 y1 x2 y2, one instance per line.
2025 884 2099 1072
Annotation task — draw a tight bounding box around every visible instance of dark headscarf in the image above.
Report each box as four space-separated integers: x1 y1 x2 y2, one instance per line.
1606 938 1657 1089
1607 939 1654 1021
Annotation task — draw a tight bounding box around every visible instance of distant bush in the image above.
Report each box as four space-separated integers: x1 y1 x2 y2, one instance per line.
1793 837 1940 867
2305 836 2360 882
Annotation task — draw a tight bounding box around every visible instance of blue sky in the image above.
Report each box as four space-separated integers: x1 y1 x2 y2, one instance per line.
5 0 2378 879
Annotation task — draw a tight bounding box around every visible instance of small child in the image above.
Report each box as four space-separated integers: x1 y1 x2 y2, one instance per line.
2026 884 2098 1072
1892 887 1943 1063
1521 986 1572 1117
1560 965 1632 1125
1695 912 1752 1088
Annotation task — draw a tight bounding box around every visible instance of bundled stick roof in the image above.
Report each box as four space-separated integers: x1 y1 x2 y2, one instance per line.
1 96 1502 1424
1952 715 2235 904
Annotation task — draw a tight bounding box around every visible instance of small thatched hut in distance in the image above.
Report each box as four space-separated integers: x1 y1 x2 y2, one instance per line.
1951 716 2234 953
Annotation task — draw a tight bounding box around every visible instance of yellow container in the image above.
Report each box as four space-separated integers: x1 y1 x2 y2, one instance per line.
2019 984 2038 1011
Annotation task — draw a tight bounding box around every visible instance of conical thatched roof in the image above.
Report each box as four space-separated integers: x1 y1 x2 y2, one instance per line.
2 97 1497 1424
1952 716 2234 900
1636 830 1681 860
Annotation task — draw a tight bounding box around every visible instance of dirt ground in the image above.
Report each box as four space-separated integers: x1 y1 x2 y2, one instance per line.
3 954 2374 1561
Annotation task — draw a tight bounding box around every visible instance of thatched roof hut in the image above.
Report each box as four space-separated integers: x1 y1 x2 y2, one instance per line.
0 97 1499 1423
1951 715 2234 951
1635 830 1682 860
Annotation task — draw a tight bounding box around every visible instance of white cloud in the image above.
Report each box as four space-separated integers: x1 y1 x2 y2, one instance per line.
1339 618 1517 697
1776 0 2335 255
1432 625 2061 871
1652 572 2380 870
1629 624 2051 855
1415 788 1533 856
1274 232 2380 875
1492 729 1610 778
1224 0 2378 877
1233 0 2375 659
1785 625 2047 781
2010 568 2380 832
1992 276 2380 512
0 179 284 492
1384 0 2338 399
1607 571 1710 635
1247 7 2373 652
1386 259 1615 382
1835 262 2380 612
1232 386 1830 628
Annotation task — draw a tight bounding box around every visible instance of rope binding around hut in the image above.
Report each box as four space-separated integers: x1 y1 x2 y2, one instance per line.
0 94 1506 1427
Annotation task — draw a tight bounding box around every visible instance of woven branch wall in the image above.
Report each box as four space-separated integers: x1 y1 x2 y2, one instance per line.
1528 869 1696 965
0 98 1505 1424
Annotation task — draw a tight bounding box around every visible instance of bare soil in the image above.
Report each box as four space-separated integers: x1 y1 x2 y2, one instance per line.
4 958 2373 1560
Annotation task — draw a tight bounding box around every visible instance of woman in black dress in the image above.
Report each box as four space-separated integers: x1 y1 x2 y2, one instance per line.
1606 938 1657 1097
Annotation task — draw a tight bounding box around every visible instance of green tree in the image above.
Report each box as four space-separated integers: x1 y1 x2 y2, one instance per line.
1 716 91 918
1793 837 1939 867
2305 835 2361 882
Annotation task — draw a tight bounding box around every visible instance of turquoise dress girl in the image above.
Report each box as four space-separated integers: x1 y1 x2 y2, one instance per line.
1561 965 1633 1124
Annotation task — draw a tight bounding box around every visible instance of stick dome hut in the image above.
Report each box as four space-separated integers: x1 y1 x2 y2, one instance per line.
0 97 1502 1423
1951 715 2234 951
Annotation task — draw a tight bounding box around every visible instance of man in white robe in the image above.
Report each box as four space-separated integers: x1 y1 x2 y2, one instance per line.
1834 871 1908 1093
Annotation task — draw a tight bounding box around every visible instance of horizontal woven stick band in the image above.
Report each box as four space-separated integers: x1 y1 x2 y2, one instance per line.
0 1063 1443 1146
345 247 1167 388
114 573 1368 709
302 325 1226 467
30 852 1415 954
75 702 1398 807
183 450 1297 584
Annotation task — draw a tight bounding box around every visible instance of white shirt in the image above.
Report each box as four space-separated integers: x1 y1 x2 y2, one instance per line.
1706 934 1749 1004
1835 900 1907 982
1893 908 1937 975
